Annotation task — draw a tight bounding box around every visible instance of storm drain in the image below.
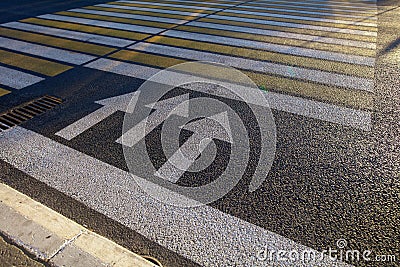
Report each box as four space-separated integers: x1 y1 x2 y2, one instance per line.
0 95 62 132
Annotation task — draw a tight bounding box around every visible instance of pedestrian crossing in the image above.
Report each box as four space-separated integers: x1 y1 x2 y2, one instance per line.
0 0 377 130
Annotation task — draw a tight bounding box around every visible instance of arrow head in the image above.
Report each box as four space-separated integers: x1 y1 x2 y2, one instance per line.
182 111 232 143
145 93 190 117
95 91 140 113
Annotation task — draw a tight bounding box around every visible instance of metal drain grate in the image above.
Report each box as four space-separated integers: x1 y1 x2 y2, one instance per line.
0 95 62 132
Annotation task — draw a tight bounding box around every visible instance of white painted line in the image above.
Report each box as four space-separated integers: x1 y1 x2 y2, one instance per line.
0 126 354 267
38 14 164 34
148 0 236 6
129 42 373 91
242 2 376 14
0 36 96 65
116 93 189 147
207 15 377 36
117 0 222 11
56 91 140 140
234 5 377 19
85 58 372 130
162 30 375 66
250 0 377 10
71 8 188 24
97 3 209 17
186 21 376 49
0 65 44 89
222 9 377 27
2 21 135 47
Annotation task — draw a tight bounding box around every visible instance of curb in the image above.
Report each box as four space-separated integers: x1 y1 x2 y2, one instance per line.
0 182 158 267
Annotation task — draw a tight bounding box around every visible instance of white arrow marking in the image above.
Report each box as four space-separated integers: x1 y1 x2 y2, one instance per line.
116 93 190 147
55 91 140 140
155 112 232 183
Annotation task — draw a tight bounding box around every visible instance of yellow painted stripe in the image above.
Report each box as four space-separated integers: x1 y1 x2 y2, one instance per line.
21 18 150 40
174 25 376 57
0 88 11 97
56 11 176 29
230 6 377 23
0 27 115 56
216 11 377 31
109 50 186 68
85 5 198 20
199 17 376 43
107 1 215 14
0 49 72 76
108 50 372 110
146 36 374 78
245 71 373 111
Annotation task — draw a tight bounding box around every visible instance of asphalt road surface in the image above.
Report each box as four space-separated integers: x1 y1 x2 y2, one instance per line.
0 0 399 266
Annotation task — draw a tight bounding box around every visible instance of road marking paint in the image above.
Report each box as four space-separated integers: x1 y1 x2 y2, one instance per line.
117 0 222 11
0 49 72 76
0 66 44 89
88 5 199 20
185 21 376 49
73 7 189 24
207 14 377 36
2 21 135 47
85 58 371 129
21 18 151 41
58 10 177 29
0 183 154 267
97 3 210 17
0 126 354 267
250 0 377 10
231 5 377 20
175 24 376 57
198 17 376 43
0 37 96 65
116 93 190 147
162 30 375 66
123 0 236 7
219 9 377 27
144 36 374 78
38 14 164 35
56 91 140 140
240 2 376 14
109 49 186 67
0 27 115 56
108 1 216 14
0 88 11 97
128 43 373 91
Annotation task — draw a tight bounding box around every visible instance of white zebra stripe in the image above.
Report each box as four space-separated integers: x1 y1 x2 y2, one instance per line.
2 21 135 47
234 5 376 19
161 30 375 66
207 15 377 36
71 8 188 24
97 3 209 17
117 0 222 11
0 66 44 89
186 21 376 49
241 2 376 14
38 14 165 34
128 42 373 91
85 58 371 130
0 37 95 65
223 9 377 27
